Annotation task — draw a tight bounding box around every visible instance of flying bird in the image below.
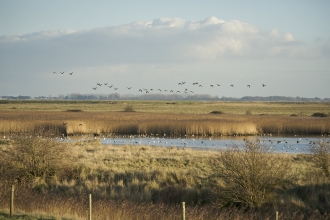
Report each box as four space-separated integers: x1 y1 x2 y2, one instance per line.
92 87 97 90
69 72 73 75
247 85 250 88
60 71 65 74
262 84 266 87
230 84 234 87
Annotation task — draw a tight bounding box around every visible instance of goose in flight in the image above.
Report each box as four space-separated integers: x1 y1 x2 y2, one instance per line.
262 84 266 87
247 85 250 88
230 84 234 87
127 87 132 89
108 85 113 88
53 72 57 74
104 83 108 85
60 71 65 74
217 84 220 86
210 85 214 87
92 87 97 90
69 72 73 75
97 83 102 86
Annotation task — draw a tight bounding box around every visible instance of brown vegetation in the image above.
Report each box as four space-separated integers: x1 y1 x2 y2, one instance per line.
0 138 330 219
0 111 329 137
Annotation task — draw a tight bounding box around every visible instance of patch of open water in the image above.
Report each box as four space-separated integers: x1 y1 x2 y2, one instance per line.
98 135 329 154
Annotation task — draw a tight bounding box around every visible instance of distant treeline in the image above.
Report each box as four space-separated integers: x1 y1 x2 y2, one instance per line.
1 94 329 102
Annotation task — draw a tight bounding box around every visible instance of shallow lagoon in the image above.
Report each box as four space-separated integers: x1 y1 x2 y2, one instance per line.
99 135 329 154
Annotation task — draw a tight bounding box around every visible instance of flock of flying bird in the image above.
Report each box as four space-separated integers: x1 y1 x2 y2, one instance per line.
91 80 267 94
52 71 267 94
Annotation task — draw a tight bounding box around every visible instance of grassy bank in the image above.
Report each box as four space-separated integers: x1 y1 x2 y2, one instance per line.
1 138 330 219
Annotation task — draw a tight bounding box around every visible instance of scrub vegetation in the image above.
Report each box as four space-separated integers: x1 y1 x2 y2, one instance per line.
0 137 330 219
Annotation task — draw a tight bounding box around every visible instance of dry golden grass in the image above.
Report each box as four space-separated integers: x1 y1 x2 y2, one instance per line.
1 139 330 219
0 110 329 136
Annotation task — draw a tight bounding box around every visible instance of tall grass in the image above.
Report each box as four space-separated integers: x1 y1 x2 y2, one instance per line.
0 111 329 136
1 139 330 219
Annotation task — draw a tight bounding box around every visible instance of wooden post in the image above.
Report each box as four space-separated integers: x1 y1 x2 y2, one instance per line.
182 202 185 220
10 185 14 217
276 211 278 220
89 194 92 220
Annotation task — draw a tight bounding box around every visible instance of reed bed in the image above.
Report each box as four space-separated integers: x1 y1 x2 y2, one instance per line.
0 111 329 136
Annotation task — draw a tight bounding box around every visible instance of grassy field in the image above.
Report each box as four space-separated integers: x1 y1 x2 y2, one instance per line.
0 100 329 218
0 100 330 115
0 139 330 219
0 100 329 136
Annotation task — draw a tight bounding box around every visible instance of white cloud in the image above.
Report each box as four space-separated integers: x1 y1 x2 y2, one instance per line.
0 16 327 74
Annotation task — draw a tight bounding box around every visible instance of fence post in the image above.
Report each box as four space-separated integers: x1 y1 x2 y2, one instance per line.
10 185 14 217
276 211 278 220
89 194 92 220
182 202 185 220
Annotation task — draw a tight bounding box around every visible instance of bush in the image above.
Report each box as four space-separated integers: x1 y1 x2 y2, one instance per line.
311 112 328 117
0 136 74 185
214 139 292 208
210 111 224 114
308 139 330 179
124 105 135 112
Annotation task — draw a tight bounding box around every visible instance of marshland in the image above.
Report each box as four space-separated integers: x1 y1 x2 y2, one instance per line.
0 100 330 219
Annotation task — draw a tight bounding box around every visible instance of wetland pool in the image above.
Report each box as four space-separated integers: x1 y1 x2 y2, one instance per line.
98 135 329 154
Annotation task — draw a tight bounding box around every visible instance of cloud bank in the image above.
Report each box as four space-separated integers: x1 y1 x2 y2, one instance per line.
0 16 326 70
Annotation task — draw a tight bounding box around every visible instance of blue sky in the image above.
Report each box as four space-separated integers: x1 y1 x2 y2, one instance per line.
1 0 329 98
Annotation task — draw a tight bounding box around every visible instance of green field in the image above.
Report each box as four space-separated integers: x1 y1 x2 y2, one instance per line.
1 100 329 115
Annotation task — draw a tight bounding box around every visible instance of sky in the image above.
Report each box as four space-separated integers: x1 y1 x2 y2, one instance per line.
1 0 330 98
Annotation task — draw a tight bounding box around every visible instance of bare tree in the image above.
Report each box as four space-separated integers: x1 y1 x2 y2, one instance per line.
214 139 292 208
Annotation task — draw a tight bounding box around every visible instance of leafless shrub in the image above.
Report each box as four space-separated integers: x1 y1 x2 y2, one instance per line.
1 136 75 185
308 139 330 179
214 139 292 208
124 105 135 112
